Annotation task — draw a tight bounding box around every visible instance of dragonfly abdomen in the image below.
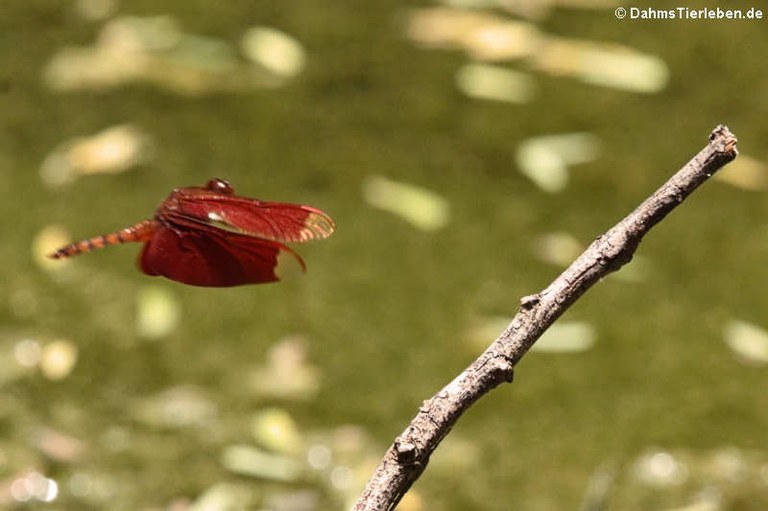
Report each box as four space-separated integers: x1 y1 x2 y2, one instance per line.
48 220 157 259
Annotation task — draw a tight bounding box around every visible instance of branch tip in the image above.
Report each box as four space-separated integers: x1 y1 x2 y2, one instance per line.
709 124 738 156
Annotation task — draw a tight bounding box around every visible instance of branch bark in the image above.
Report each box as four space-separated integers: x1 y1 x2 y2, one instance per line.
353 125 739 511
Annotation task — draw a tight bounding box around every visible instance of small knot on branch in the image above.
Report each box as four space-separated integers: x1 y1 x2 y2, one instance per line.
394 438 420 465
489 356 515 381
519 294 540 311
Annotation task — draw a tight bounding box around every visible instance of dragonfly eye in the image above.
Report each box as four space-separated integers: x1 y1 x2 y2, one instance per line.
206 178 234 195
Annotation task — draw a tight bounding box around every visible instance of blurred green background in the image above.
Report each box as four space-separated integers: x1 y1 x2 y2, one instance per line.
2 0 768 509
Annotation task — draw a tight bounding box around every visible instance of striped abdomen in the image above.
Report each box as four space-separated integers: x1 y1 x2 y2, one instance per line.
48 219 158 259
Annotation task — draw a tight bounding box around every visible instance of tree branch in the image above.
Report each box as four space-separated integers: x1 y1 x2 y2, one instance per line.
353 125 739 511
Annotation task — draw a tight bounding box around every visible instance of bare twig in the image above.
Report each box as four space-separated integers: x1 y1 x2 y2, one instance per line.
353 125 739 511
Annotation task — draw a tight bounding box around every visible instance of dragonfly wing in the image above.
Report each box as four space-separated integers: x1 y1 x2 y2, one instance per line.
170 196 335 243
139 227 305 287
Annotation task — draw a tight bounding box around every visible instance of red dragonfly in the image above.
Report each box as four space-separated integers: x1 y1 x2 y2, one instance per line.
49 178 335 287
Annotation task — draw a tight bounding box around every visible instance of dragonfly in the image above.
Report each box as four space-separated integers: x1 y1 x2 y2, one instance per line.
49 178 335 287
